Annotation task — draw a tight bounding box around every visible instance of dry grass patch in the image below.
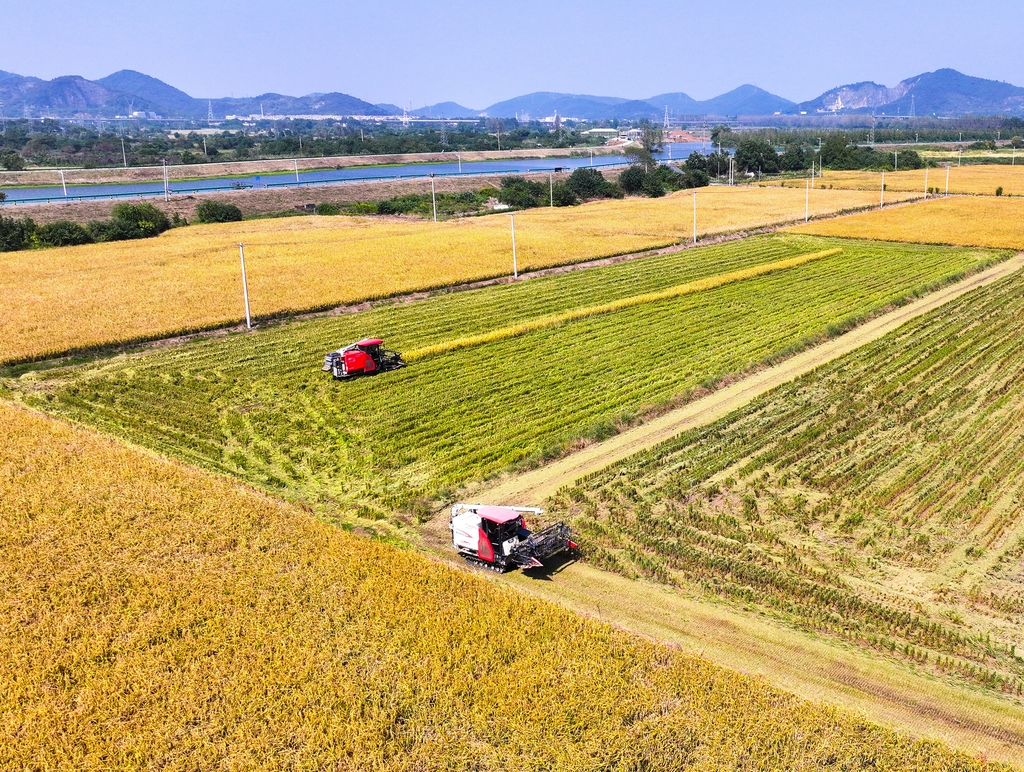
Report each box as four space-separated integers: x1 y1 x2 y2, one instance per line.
1 186 908 365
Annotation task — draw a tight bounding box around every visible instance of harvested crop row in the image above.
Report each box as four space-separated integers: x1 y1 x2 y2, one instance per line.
26 236 1004 519
0 185 909 365
788 195 1024 249
405 248 843 361
0 402 995 770
551 266 1024 697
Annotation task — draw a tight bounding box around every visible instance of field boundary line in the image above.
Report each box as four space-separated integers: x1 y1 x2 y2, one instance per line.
471 252 1024 505
404 249 843 361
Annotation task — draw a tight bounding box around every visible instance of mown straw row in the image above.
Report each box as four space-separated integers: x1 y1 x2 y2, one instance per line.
404 248 843 361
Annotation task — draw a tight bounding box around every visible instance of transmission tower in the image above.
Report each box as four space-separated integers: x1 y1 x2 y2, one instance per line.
910 94 916 118
663 105 669 131
208 100 214 126
439 120 448 146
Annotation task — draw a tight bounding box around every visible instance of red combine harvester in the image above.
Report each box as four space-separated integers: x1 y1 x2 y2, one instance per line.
449 503 577 572
322 338 405 379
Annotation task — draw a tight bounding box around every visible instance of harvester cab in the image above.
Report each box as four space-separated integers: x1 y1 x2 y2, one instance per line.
322 338 405 379
449 504 577 572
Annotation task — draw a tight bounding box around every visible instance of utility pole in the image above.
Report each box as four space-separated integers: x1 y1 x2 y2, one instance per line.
880 170 885 208
945 165 950 196
894 151 898 172
294 160 299 183
162 159 169 201
509 214 518 278
457 152 462 173
238 244 252 329
805 177 810 222
121 137 127 168
203 137 208 157
692 192 697 244
59 169 68 199
549 171 554 207
430 173 437 222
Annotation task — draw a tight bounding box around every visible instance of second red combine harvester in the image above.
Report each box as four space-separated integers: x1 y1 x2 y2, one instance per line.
322 338 405 379
449 504 577 572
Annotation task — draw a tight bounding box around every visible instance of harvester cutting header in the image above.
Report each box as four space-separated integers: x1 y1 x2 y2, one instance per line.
449 503 577 572
322 338 405 379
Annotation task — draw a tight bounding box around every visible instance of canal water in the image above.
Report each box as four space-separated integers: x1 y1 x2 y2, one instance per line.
0 143 714 205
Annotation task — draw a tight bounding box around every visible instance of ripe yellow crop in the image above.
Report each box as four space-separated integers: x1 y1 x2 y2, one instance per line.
788 196 1024 249
405 248 843 361
0 401 1000 770
772 163 1024 197
1 186 904 365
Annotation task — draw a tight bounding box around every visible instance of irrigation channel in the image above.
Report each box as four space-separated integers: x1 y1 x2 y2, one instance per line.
0 143 710 205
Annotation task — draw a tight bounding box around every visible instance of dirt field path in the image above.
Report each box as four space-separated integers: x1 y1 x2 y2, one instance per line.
472 252 1024 506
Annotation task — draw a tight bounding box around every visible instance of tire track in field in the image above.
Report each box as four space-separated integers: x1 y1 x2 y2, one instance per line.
470 252 1024 506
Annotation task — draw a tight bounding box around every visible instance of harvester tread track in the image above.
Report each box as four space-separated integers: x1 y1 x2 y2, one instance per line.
462 556 507 573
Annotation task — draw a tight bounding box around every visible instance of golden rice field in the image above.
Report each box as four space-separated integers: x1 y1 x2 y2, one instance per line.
771 164 1024 197
0 186 909 365
789 196 1024 250
0 401 1003 771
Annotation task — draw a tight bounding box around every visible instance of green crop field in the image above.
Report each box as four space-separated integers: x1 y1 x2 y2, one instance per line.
17 234 1006 523
550 268 1024 697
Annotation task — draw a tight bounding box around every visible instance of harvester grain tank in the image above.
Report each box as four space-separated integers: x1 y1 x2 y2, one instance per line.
322 338 405 379
449 504 577 572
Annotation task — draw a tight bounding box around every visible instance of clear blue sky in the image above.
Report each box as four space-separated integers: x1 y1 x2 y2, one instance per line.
2 0 1022 108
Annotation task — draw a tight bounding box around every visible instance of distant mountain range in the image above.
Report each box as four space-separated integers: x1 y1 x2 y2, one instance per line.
2 67 1024 121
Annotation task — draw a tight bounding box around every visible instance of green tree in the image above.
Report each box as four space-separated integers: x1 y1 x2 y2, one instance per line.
194 200 243 224
640 173 665 197
564 167 620 199
112 202 171 236
706 151 730 178
710 125 734 146
820 134 853 169
0 190 6 202
685 151 707 172
0 215 35 251
1012 136 1024 149
618 166 646 194
87 218 144 242
0 151 26 171
624 144 656 170
640 122 663 154
36 220 93 247
779 144 808 171
551 182 579 206
734 138 780 174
